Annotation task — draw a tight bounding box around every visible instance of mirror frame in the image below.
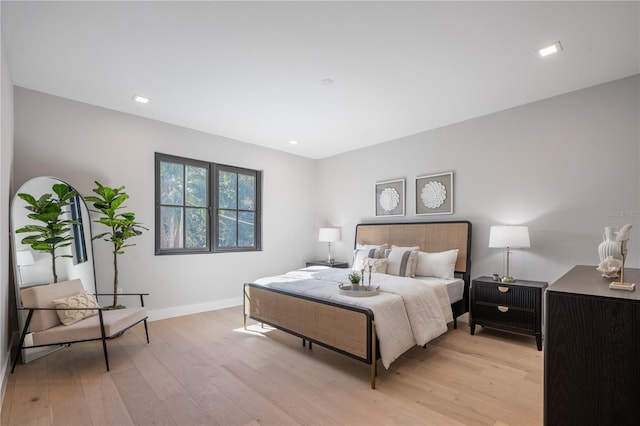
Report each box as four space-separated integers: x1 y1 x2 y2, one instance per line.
10 176 97 363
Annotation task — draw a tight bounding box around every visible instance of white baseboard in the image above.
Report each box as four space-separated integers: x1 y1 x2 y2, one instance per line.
146 296 243 321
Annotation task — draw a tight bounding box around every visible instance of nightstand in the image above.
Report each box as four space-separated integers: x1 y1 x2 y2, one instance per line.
470 276 548 350
305 261 348 268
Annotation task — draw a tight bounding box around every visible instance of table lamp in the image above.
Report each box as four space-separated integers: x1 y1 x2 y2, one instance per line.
489 225 530 283
318 227 340 264
16 249 35 286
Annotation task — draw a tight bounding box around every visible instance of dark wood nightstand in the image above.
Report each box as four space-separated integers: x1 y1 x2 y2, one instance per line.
470 276 548 350
305 261 348 268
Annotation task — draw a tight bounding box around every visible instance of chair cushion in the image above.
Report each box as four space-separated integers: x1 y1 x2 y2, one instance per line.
31 307 147 346
51 292 100 325
20 279 85 332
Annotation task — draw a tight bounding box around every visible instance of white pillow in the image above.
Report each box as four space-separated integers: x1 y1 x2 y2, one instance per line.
362 257 389 274
356 243 388 258
415 249 459 279
391 245 420 251
384 249 419 277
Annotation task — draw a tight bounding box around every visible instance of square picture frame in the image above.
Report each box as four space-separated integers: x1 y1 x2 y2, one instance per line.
416 172 453 215
375 179 405 217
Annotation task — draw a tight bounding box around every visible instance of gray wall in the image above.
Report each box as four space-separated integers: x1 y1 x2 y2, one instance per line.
315 75 640 285
13 88 317 319
1 21 15 399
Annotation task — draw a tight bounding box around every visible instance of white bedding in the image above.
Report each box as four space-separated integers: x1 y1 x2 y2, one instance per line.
252 267 453 369
414 276 464 304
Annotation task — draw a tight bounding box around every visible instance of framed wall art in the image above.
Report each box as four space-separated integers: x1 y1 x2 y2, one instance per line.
375 179 405 217
416 172 453 215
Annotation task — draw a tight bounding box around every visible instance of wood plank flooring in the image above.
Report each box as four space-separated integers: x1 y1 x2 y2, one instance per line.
1 306 543 425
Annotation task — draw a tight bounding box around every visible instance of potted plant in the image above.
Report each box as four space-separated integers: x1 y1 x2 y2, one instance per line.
15 183 78 283
348 271 362 289
85 181 147 309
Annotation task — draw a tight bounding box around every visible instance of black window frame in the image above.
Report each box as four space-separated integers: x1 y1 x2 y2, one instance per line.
155 152 262 255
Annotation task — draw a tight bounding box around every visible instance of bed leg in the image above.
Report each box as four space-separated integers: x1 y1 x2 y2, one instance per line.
453 315 458 329
371 321 377 389
243 314 247 330
302 338 305 347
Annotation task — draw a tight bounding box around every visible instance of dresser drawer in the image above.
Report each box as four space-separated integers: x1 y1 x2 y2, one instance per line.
474 282 537 309
473 303 537 333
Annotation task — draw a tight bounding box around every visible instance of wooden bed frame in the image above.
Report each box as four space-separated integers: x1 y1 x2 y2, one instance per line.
243 220 472 388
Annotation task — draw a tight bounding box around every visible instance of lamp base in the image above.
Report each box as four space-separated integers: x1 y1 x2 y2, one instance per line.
501 276 515 283
610 282 636 291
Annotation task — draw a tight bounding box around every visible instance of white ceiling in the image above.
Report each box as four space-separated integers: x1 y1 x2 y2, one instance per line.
2 1 639 159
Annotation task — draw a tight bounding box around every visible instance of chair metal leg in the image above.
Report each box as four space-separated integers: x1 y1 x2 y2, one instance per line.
11 310 34 373
101 338 110 371
98 311 110 371
143 319 150 343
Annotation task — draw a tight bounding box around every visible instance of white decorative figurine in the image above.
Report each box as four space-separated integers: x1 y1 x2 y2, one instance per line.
596 256 622 278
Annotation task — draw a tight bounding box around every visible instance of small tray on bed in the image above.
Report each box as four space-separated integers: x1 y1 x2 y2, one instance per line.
338 284 381 297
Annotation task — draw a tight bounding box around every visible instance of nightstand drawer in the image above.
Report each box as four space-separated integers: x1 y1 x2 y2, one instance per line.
474 283 537 309
473 303 536 333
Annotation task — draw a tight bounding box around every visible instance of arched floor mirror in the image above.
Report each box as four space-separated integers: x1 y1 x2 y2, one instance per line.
10 176 96 363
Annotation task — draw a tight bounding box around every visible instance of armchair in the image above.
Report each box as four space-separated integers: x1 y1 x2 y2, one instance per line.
11 278 149 373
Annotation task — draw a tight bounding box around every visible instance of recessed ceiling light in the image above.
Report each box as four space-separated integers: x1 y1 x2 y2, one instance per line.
538 41 562 57
132 95 150 104
289 140 298 145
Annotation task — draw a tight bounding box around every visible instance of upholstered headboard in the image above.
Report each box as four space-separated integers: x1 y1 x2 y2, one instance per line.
354 221 472 275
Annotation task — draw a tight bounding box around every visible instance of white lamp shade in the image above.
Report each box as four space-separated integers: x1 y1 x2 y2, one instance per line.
318 227 341 242
489 226 530 249
16 250 35 266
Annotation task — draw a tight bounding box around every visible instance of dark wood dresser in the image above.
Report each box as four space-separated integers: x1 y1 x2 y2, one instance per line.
545 265 640 425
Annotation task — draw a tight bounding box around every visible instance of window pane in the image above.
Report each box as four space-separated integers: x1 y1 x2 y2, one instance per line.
238 174 255 210
160 162 184 205
160 206 183 249
185 207 207 248
186 165 207 207
219 171 237 209
238 211 255 247
219 209 237 248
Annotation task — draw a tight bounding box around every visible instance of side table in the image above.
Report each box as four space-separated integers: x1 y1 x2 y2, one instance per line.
305 261 348 268
470 276 547 350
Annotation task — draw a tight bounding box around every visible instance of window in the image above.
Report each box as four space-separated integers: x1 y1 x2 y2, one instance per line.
155 153 262 254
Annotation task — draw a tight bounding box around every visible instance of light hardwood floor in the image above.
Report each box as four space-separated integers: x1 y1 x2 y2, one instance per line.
1 306 543 425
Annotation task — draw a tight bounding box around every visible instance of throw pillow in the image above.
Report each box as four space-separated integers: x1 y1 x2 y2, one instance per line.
356 244 388 258
51 291 100 326
384 249 419 277
361 257 389 274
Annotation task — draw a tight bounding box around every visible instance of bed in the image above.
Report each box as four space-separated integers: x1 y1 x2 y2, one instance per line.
243 221 472 388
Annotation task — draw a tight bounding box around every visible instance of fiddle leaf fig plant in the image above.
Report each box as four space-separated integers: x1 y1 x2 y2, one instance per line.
15 183 78 283
85 181 147 309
